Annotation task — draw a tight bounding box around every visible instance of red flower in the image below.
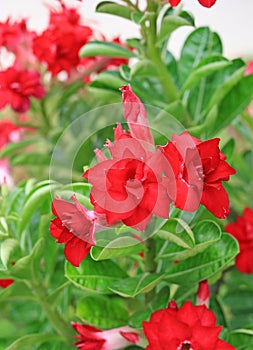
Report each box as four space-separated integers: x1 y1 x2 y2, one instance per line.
197 280 210 307
0 279 14 288
0 67 45 113
225 208 253 274
71 323 139 350
159 131 236 218
33 2 92 76
168 0 217 7
84 86 170 231
143 300 235 350
50 195 97 267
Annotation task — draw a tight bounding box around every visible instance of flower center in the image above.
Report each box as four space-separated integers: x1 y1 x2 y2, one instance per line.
10 82 21 92
178 340 193 350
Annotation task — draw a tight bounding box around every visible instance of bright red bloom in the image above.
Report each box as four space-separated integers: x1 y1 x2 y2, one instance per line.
225 208 253 274
168 0 217 7
71 323 139 350
33 2 92 76
160 131 236 218
84 86 170 231
50 195 97 267
0 279 14 288
0 67 45 113
143 300 235 350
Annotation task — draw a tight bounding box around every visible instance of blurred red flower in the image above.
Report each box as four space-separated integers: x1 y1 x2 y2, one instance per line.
168 0 216 7
71 323 139 350
160 131 236 218
0 67 45 113
33 2 92 76
50 195 97 267
143 300 235 350
225 207 253 274
0 279 14 288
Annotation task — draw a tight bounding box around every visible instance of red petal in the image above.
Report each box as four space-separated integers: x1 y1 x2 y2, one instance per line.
198 0 217 8
64 237 91 266
201 184 230 218
235 249 253 274
168 0 181 6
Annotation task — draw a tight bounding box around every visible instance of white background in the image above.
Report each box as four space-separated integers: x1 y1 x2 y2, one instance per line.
0 0 252 59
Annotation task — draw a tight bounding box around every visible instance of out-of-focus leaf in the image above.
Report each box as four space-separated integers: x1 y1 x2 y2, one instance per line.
96 1 132 20
5 334 60 350
157 15 193 45
80 41 137 59
0 239 20 268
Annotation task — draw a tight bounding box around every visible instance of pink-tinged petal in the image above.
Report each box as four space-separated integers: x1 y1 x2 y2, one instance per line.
64 236 91 267
235 249 253 274
198 0 217 8
121 85 154 147
119 331 139 344
245 61 253 76
201 184 230 218
94 148 107 163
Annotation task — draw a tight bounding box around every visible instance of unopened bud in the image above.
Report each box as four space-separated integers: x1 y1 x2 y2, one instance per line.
196 280 210 307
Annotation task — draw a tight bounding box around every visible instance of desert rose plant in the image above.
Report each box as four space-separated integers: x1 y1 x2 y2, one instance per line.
1 0 253 349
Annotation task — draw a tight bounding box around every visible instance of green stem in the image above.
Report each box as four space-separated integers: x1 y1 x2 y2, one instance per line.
40 99 51 130
121 0 140 11
144 237 157 304
144 1 178 103
32 282 75 347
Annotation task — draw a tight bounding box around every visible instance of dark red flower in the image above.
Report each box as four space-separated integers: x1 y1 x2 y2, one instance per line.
71 323 139 350
50 195 97 267
143 300 235 350
33 2 92 76
225 207 253 274
0 67 45 113
159 131 236 218
0 279 14 288
84 86 170 231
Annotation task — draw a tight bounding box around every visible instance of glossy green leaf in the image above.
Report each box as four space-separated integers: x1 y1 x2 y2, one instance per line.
91 236 145 261
163 233 238 285
131 59 159 78
0 138 38 158
179 27 222 86
80 41 137 59
96 1 132 20
0 239 20 268
157 218 195 249
181 59 231 93
10 153 51 166
109 273 164 298
10 238 44 280
77 295 129 328
65 255 127 294
215 74 253 132
157 15 193 45
157 220 222 261
90 70 127 91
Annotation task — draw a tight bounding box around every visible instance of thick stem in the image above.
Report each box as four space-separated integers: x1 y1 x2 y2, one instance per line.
144 237 157 304
32 282 75 347
145 1 178 103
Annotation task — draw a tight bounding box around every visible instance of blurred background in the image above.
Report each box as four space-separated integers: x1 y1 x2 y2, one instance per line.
0 0 252 59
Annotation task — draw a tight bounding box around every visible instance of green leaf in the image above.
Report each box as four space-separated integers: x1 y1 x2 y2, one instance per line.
131 59 160 78
0 239 20 268
91 236 145 261
0 281 34 302
77 295 129 329
10 238 44 280
90 70 127 91
5 333 60 350
80 41 137 59
179 27 222 86
19 182 60 234
222 139 235 160
109 273 164 298
65 255 127 294
0 138 38 158
157 15 193 45
157 218 195 249
181 59 231 93
96 1 132 20
215 74 253 132
163 233 238 285
157 220 222 261
10 153 51 166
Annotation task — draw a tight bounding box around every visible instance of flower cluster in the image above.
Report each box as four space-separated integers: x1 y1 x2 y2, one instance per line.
225 207 253 274
50 85 235 266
